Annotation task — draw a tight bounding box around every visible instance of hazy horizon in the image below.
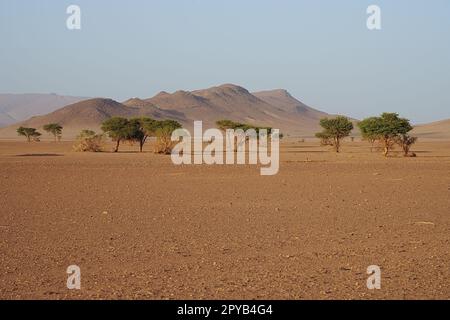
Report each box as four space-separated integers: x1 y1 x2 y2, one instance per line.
1 0 450 123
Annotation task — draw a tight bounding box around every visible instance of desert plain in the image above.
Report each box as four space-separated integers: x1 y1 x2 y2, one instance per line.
0 138 449 300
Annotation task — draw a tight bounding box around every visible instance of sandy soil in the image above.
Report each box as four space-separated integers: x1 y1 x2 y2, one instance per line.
0 139 449 300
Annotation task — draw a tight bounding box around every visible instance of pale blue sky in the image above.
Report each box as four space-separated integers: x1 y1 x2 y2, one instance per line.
1 0 449 123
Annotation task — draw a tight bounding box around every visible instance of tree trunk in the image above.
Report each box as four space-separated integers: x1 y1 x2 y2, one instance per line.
383 146 389 157
403 145 409 157
139 136 147 153
334 138 340 153
382 137 390 157
114 139 120 153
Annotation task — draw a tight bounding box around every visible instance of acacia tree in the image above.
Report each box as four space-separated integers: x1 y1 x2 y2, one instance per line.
396 134 418 157
216 120 239 132
358 113 413 157
43 123 63 141
101 117 137 152
216 120 274 136
216 120 278 152
129 117 158 152
17 127 42 142
358 117 378 152
315 116 353 153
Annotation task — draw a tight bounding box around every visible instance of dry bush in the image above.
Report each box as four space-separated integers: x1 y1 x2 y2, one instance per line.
73 130 104 152
154 132 176 155
395 134 418 157
153 121 182 154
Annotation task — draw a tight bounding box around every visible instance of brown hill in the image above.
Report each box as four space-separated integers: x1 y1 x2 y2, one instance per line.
0 84 337 139
253 89 328 118
252 89 333 134
412 119 450 139
145 84 281 129
0 98 187 139
145 84 331 135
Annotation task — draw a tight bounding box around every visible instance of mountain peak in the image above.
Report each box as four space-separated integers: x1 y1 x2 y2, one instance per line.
193 84 251 97
217 83 246 89
123 98 150 107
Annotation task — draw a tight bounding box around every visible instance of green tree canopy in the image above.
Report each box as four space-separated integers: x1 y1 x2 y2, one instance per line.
101 117 139 152
216 120 239 131
43 123 63 141
358 113 413 157
215 120 277 137
357 117 379 152
129 117 159 152
17 127 42 142
315 116 353 153
101 117 182 153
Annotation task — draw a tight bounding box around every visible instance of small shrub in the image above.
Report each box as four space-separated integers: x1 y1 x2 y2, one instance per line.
153 120 182 154
73 130 104 152
395 134 418 157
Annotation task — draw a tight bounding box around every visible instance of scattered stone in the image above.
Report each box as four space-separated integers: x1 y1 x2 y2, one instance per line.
414 221 435 226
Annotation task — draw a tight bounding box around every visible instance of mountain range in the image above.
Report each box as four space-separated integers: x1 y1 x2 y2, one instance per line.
0 84 334 138
0 84 448 139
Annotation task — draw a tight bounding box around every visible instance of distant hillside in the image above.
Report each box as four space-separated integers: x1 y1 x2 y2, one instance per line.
253 89 328 117
144 84 332 135
0 98 187 139
0 94 87 127
0 84 340 139
412 119 450 139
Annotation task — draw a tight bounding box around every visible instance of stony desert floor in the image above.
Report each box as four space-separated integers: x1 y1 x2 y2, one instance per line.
0 139 449 300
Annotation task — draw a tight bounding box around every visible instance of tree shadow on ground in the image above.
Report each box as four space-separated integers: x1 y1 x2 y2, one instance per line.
16 154 64 157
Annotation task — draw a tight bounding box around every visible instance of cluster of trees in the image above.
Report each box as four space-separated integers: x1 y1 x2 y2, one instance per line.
100 117 182 154
358 113 417 157
315 113 418 157
15 113 417 158
17 123 63 142
216 120 275 136
73 118 277 153
16 117 182 155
